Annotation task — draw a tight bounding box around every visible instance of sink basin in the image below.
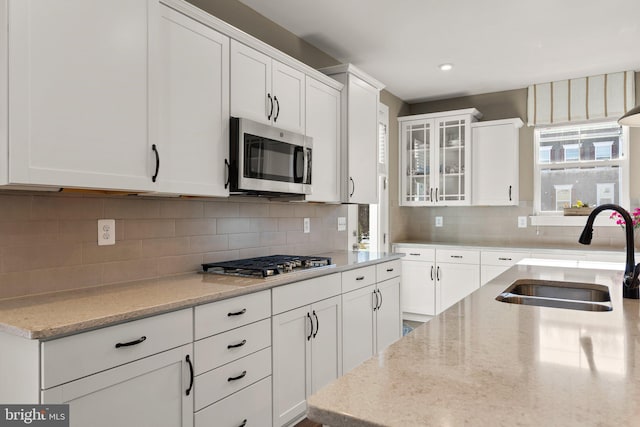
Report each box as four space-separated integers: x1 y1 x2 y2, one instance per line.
496 279 613 312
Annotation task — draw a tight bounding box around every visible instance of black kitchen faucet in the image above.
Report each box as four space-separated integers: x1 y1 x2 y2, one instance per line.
579 204 640 299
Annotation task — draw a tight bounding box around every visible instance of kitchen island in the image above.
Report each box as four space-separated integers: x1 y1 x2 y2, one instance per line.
307 260 640 426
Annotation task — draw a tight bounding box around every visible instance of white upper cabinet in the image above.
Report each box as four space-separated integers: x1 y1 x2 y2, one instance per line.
322 64 384 204
471 118 523 206
7 0 156 191
155 4 230 197
230 40 305 134
399 109 481 206
305 77 341 203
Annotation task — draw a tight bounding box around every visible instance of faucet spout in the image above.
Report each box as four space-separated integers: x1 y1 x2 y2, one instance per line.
579 204 640 299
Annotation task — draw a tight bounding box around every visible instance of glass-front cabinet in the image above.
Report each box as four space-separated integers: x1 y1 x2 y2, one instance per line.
399 109 481 206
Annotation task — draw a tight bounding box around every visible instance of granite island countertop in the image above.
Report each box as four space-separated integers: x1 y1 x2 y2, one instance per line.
0 251 401 340
307 260 640 427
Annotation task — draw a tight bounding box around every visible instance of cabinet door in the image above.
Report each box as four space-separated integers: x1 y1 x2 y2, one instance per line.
272 61 305 133
400 260 436 316
305 77 341 203
375 278 401 353
435 116 472 206
230 40 272 125
472 121 519 206
8 0 154 191
436 262 480 313
42 344 193 427
341 285 375 374
156 5 229 197
400 119 435 206
310 296 342 393
347 75 379 204
272 306 310 427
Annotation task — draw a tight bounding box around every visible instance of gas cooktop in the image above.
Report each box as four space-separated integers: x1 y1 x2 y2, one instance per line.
201 255 333 278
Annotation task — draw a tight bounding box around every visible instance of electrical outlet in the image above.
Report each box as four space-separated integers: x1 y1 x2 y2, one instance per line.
435 216 443 227
337 217 347 231
98 219 116 246
518 216 528 228
303 217 311 233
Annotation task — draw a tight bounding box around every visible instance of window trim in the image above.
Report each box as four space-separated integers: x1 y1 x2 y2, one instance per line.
532 120 630 222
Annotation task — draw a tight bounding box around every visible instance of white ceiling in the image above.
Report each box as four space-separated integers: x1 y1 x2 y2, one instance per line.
237 0 640 103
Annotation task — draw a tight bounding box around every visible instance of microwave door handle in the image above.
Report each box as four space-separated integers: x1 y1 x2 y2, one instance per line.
293 146 304 183
303 147 310 185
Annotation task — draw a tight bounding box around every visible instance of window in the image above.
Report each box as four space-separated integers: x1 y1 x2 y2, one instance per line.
534 121 629 214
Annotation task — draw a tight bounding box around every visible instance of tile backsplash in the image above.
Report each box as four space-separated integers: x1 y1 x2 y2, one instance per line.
0 192 348 299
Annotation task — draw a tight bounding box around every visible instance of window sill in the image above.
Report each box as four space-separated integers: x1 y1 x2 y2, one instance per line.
529 215 618 227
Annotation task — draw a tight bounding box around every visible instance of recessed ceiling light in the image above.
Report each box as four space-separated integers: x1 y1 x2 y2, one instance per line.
439 63 453 71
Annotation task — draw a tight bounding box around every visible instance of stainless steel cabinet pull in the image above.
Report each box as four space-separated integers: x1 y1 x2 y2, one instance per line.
224 159 230 189
356 276 365 281
386 268 394 272
508 185 512 201
498 257 513 261
273 96 280 121
450 255 463 259
435 188 439 201
115 336 146 348
227 370 247 382
409 253 420 256
373 290 379 311
436 266 441 281
312 310 319 338
430 187 433 201
227 308 247 317
307 312 313 341
350 177 355 198
430 265 434 280
227 339 247 349
377 289 383 310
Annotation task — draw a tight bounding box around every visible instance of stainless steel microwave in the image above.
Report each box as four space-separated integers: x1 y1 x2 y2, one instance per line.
229 117 312 196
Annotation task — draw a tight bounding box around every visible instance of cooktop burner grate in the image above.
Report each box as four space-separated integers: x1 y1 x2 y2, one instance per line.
202 255 333 278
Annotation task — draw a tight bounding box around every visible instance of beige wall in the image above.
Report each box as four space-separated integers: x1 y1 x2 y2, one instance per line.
392 73 640 251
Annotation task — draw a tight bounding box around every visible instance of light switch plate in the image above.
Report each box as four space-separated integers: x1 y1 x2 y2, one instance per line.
435 216 443 227
303 217 311 233
518 216 528 228
98 219 116 246
337 217 347 231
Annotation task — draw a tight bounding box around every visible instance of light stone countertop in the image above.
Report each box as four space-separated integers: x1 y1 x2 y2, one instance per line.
0 251 401 340
307 260 640 427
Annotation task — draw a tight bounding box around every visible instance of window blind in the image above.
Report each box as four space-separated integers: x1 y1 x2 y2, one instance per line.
527 71 635 126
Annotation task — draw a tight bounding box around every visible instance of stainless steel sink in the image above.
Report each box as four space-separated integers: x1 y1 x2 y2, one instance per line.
496 279 613 312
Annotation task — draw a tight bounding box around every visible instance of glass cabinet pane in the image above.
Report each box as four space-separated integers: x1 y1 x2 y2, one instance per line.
404 122 431 202
438 119 466 202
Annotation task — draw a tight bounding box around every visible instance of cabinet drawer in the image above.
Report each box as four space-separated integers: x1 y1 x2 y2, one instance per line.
41 308 192 389
376 260 401 282
272 273 341 314
195 376 271 427
195 290 270 340
394 246 435 262
436 249 480 265
481 250 530 267
342 265 376 293
194 347 271 411
194 319 271 375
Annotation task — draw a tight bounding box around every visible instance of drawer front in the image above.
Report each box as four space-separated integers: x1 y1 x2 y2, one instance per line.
41 308 192 389
272 273 341 314
436 248 480 265
195 376 272 427
394 246 435 262
194 318 271 375
376 260 401 282
342 265 376 293
481 250 530 267
195 290 271 340
194 347 271 411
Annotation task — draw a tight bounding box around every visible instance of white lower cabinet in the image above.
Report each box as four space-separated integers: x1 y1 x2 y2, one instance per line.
42 344 193 427
271 274 342 427
394 245 480 317
194 290 272 426
342 262 401 374
480 250 530 285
